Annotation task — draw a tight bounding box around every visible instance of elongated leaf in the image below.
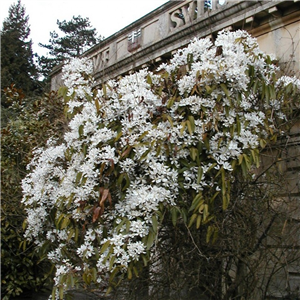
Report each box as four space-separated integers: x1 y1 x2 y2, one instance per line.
167 96 175 108
222 193 229 210
102 84 107 98
206 225 212 243
121 146 132 158
75 172 83 185
78 124 84 137
93 207 101 223
189 192 203 212
95 98 100 113
133 266 139 278
180 121 187 136
196 215 202 229
100 240 111 254
146 74 152 85
220 83 230 98
100 189 109 205
190 147 198 161
171 207 178 226
142 254 148 266
188 115 195 131
238 154 244 165
188 213 198 227
152 215 158 233
187 120 193 135
197 166 203 184
109 256 116 271
127 266 132 280
147 231 155 250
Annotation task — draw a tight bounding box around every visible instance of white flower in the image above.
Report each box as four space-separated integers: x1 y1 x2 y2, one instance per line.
127 241 146 260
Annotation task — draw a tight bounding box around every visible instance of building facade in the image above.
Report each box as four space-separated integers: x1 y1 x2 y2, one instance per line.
50 0 300 90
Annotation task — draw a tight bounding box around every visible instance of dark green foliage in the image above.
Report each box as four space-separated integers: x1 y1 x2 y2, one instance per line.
1 0 39 106
1 87 66 299
38 15 102 78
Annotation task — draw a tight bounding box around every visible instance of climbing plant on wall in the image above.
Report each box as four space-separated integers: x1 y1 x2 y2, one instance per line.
21 30 300 299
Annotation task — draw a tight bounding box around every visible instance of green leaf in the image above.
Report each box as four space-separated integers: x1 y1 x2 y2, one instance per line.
260 138 267 149
165 113 174 127
140 148 151 161
238 154 243 165
188 213 198 227
100 240 111 254
133 266 139 278
95 98 100 113
189 192 204 212
202 204 209 222
251 149 260 168
106 286 113 295
82 143 87 156
188 115 195 131
115 131 122 141
142 254 148 266
109 256 116 270
187 52 194 66
236 115 241 135
180 121 187 136
115 218 127 233
61 216 69 229
187 119 194 135
121 173 130 191
171 207 178 226
67 229 74 242
189 147 198 161
102 84 107 98
222 192 230 210
205 85 212 94
59 286 64 299
196 215 202 229
146 74 152 85
78 124 84 137
253 78 259 94
52 287 56 300
197 166 203 184
206 225 213 243
206 225 219 243
270 85 277 100
75 172 83 185
220 83 230 98
180 208 188 223
167 96 175 108
127 266 132 280
152 215 158 233
146 230 155 250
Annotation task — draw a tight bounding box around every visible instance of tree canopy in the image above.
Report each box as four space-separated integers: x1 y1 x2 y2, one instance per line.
1 0 39 106
38 16 101 79
22 30 300 299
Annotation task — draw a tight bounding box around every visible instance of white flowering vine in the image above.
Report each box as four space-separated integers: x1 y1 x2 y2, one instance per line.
22 30 300 299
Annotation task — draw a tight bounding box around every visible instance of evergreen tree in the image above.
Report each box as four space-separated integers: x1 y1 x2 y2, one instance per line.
1 0 39 107
38 16 101 79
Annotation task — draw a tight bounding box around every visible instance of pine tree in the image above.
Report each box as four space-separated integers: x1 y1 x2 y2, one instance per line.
1 0 38 106
38 16 102 79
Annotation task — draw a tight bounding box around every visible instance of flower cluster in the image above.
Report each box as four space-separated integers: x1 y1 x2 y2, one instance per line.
22 30 299 298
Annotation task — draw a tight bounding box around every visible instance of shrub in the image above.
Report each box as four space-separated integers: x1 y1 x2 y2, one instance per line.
21 30 300 299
